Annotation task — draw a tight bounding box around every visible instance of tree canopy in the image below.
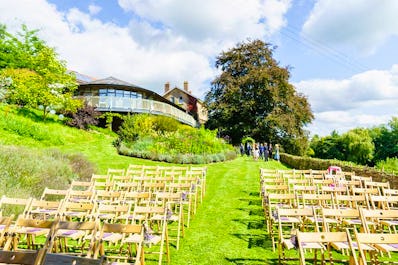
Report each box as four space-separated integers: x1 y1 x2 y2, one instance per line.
310 119 398 166
0 24 80 118
204 39 313 155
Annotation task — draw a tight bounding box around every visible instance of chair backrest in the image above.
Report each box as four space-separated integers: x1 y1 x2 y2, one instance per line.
69 180 93 191
40 188 69 201
301 193 333 208
321 208 360 232
0 196 32 217
0 250 38 265
334 194 367 209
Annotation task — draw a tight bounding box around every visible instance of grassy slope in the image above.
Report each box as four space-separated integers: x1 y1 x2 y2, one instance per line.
0 106 288 264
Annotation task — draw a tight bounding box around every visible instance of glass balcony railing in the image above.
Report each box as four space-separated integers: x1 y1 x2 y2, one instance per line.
79 96 198 127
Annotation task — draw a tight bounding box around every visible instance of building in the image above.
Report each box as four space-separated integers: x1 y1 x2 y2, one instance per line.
75 76 198 127
162 81 208 125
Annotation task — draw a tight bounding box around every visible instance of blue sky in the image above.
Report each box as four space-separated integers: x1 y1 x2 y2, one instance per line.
1 0 397 136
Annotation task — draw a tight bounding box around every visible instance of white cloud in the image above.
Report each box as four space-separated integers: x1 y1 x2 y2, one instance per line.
302 0 398 54
0 0 291 98
88 4 102 15
296 65 398 135
118 0 291 40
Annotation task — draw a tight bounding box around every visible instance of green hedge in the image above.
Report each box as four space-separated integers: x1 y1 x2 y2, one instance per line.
280 153 398 185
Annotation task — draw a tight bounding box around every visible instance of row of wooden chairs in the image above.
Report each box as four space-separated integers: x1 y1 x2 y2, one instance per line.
0 165 207 264
0 215 143 265
276 206 398 264
260 168 398 264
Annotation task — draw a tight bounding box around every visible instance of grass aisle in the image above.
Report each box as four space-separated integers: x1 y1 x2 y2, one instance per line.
170 156 288 265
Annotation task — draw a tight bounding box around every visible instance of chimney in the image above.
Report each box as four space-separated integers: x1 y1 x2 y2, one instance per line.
183 81 188 92
164 82 170 93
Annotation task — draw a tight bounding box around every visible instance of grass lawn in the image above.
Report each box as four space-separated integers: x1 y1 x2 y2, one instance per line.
168 157 286 265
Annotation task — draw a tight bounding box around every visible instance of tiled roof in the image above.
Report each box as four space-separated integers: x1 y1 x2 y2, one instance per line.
84 76 144 88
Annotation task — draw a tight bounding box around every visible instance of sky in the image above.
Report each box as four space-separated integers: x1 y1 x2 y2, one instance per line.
0 0 397 136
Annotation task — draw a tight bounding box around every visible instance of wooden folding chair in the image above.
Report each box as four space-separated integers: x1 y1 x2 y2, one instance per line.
277 207 316 259
354 229 398 265
69 180 94 191
26 199 63 220
4 217 55 251
265 193 297 234
153 193 184 250
297 230 358 265
321 208 362 232
132 206 169 265
94 190 122 204
94 223 144 265
54 220 100 256
107 168 126 179
359 208 398 234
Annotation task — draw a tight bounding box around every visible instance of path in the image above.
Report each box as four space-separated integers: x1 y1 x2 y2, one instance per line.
170 157 287 265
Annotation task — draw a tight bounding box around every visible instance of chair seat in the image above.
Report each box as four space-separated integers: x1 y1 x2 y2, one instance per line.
17 227 49 236
331 241 374 251
56 229 86 240
375 243 398 252
101 232 123 243
300 242 325 250
380 220 398 226
123 234 143 244
144 234 162 245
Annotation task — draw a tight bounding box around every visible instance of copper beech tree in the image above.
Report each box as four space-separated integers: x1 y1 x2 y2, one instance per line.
205 39 313 155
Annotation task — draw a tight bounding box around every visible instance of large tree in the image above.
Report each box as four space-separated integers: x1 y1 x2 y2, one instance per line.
205 39 313 154
0 24 80 118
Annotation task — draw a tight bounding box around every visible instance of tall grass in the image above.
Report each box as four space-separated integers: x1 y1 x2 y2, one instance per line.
0 145 95 199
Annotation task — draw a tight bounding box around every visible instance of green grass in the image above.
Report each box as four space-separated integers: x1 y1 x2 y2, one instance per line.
168 157 286 265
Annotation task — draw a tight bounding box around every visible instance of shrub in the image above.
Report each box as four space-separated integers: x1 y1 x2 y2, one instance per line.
116 114 236 164
66 102 100 130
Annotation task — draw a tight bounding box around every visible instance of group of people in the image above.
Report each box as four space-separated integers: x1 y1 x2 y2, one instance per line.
240 142 280 161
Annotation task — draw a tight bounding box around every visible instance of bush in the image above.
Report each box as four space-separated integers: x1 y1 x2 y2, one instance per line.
115 114 236 164
66 102 100 130
0 145 95 199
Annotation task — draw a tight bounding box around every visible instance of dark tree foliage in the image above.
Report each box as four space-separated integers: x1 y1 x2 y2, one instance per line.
310 131 345 161
371 117 398 162
66 102 100 130
205 39 313 155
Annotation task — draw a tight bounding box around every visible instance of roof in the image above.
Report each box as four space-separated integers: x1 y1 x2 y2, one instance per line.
163 86 203 103
83 76 145 88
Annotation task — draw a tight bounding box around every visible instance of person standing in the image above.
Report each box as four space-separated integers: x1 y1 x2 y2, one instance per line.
239 143 245 156
259 143 264 159
274 144 280 161
264 143 269 161
253 143 259 161
268 143 273 160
